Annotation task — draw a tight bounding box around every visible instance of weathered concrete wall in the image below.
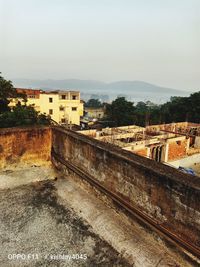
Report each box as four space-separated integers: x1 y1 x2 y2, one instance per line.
0 127 51 168
52 127 200 247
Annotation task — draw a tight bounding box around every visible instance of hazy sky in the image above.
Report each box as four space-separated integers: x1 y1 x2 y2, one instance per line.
0 0 199 90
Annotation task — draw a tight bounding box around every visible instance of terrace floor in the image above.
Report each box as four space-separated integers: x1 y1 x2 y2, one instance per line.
0 166 197 267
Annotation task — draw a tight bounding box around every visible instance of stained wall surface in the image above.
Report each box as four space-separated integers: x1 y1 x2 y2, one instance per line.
0 126 199 251
52 127 200 248
0 127 51 168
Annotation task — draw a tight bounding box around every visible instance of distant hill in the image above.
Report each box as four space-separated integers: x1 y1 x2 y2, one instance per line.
106 80 185 94
13 79 184 93
13 79 106 91
13 79 190 103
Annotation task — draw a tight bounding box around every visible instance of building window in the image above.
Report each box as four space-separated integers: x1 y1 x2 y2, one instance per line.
72 107 77 111
49 97 53 103
28 95 35 98
61 118 66 123
61 95 66 100
60 106 65 111
72 95 77 100
49 109 53 115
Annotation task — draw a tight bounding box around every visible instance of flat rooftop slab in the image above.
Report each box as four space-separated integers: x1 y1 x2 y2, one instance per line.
0 166 198 266
0 180 130 267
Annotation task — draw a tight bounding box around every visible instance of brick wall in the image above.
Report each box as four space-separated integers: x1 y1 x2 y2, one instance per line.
134 148 148 157
0 127 51 168
168 140 187 161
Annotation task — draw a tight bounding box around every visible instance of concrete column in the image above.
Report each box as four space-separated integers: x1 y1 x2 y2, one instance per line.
164 143 169 162
146 147 151 158
67 92 70 100
186 138 190 151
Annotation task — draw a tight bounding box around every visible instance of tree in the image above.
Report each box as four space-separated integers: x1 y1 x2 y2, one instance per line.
106 97 136 126
134 101 148 126
188 92 200 122
150 92 200 124
134 101 160 126
0 73 26 113
85 98 102 108
0 105 51 128
0 73 50 128
0 74 16 113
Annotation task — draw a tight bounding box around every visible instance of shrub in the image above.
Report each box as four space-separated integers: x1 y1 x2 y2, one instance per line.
0 105 51 128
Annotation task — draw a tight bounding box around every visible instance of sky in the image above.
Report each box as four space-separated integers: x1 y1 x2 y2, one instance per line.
0 0 199 91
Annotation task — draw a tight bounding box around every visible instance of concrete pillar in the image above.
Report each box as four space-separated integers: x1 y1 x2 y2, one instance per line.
146 147 151 158
96 131 100 138
67 92 70 100
164 144 169 162
186 138 190 151
194 136 200 148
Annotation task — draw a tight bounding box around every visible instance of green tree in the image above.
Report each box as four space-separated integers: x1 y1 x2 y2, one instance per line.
135 101 147 112
106 97 136 126
151 92 200 124
0 73 26 113
85 98 102 108
134 101 160 126
188 92 200 122
134 101 147 126
0 74 16 113
0 74 50 128
0 105 51 128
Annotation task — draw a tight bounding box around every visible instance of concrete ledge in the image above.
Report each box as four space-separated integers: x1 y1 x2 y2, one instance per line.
52 126 200 247
52 126 200 190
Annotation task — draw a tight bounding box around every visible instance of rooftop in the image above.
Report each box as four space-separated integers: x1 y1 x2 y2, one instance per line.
0 165 193 267
15 88 80 95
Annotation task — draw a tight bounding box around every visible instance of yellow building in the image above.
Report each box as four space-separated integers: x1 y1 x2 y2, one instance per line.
9 89 83 125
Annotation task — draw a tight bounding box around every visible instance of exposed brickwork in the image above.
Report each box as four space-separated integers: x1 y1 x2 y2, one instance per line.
16 88 42 99
134 148 148 157
168 140 187 161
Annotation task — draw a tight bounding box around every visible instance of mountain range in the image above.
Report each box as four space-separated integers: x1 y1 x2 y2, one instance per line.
13 79 190 103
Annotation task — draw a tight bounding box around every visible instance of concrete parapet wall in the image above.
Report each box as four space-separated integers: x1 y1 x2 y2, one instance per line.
0 127 52 168
52 126 200 247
